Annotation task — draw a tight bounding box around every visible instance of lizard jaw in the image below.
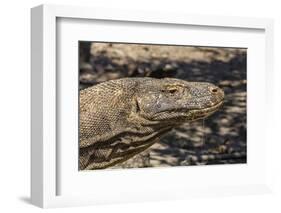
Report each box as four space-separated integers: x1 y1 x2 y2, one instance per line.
188 101 224 121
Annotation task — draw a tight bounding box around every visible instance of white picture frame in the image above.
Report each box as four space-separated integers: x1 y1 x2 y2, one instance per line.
31 4 274 208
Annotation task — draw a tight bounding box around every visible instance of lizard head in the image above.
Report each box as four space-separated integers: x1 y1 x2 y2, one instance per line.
80 77 225 169
134 78 224 123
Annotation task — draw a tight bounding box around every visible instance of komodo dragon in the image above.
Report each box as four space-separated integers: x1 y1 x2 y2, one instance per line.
79 77 224 170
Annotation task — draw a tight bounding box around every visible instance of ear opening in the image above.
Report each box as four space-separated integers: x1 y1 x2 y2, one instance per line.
134 98 141 113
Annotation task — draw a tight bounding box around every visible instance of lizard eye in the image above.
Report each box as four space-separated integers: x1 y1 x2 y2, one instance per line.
167 88 177 94
161 87 178 94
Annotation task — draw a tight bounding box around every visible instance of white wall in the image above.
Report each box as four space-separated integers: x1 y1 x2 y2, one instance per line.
0 0 280 212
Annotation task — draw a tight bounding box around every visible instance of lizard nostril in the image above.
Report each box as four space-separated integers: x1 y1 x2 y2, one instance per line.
210 87 218 93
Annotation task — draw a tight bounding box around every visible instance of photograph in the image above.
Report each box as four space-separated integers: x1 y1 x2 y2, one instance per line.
78 42 247 170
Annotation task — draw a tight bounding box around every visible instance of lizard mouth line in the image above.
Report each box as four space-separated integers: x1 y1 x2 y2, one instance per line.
189 101 224 119
151 101 223 121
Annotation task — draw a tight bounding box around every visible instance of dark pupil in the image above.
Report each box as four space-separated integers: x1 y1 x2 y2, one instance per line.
168 89 177 94
161 89 177 94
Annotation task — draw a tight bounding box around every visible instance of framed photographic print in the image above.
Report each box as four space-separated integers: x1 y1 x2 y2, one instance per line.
31 4 274 208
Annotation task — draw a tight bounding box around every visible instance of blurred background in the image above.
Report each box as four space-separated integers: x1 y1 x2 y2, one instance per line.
79 42 247 168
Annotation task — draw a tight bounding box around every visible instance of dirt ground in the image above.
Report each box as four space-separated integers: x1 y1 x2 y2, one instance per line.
79 42 247 168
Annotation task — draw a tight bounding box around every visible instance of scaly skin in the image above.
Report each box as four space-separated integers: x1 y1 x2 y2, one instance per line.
79 77 224 170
